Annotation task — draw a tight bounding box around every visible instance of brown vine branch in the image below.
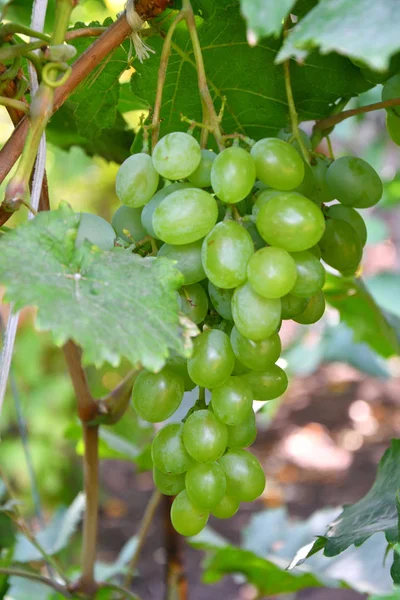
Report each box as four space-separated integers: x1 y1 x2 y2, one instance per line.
96 368 140 425
63 341 98 422
164 495 187 600
313 96 400 132
0 568 72 599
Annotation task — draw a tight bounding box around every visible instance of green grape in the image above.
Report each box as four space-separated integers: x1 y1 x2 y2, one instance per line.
277 127 312 153
326 156 383 209
158 240 206 285
256 193 325 252
211 493 240 518
227 409 256 448
252 189 283 218
141 183 192 238
185 462 226 509
178 283 208 324
230 326 281 370
111 205 147 244
132 368 184 423
219 449 265 502
242 220 265 250
281 293 309 320
171 490 208 536
319 219 362 274
211 146 256 204
241 365 288 400
153 188 218 245
153 466 185 496
327 204 367 247
294 290 326 324
386 112 400 146
309 245 322 259
183 409 228 462
208 282 234 320
232 282 281 341
201 221 254 289
166 352 196 391
152 132 201 180
247 247 298 299
116 153 159 208
187 329 235 388
290 251 325 298
188 149 217 188
76 213 116 250
232 357 251 376
152 423 194 474
294 161 317 199
250 138 304 191
211 376 253 426
382 73 400 116
309 156 334 205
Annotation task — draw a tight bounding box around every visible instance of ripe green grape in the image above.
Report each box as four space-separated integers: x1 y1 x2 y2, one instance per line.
141 183 192 238
386 112 400 146
187 329 235 388
251 189 282 218
242 220 266 250
309 156 334 205
280 294 309 320
201 221 254 289
219 449 265 502
327 204 367 247
230 326 281 370
153 466 185 496
247 247 298 299
294 161 317 199
211 376 253 426
208 282 234 320
319 219 362 274
241 365 288 400
232 357 251 376
290 251 325 298
326 156 383 209
111 205 147 244
171 490 209 536
211 493 240 518
188 149 217 188
256 193 325 252
211 146 256 203
250 138 304 191
294 290 326 324
232 282 281 341
158 240 206 285
115 153 159 208
76 213 116 250
153 188 218 245
227 409 256 448
132 368 184 423
178 283 208 324
185 462 226 509
382 73 400 117
152 423 193 474
183 409 228 462
152 132 201 180
166 352 196 391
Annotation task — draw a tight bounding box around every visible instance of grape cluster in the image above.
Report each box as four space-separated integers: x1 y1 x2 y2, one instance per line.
108 128 382 536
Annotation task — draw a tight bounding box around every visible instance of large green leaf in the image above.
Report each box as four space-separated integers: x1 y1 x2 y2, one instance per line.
240 0 296 42
365 273 400 319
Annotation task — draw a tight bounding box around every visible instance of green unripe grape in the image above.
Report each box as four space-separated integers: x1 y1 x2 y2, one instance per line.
309 156 334 205
171 490 209 536
251 189 282 218
242 220 265 250
178 283 208 324
152 132 201 180
166 352 196 391
152 423 194 474
241 365 288 400
111 205 147 244
185 462 226 509
183 409 228 462
386 112 400 145
250 138 304 191
232 357 251 376
153 188 218 245
290 251 326 298
230 326 281 370
294 290 326 325
382 73 400 117
256 193 325 252
187 329 235 388
141 183 192 238
326 156 383 209
76 213 116 251
211 146 256 203
281 294 309 320
208 282 234 320
132 368 184 423
219 449 265 502
227 409 256 448
309 245 322 259
116 153 159 208
319 219 362 274
211 376 253 426
158 239 206 285
232 282 281 341
201 221 254 289
327 205 367 247
188 149 217 188
153 466 185 496
294 161 317 199
211 493 240 518
247 247 298 299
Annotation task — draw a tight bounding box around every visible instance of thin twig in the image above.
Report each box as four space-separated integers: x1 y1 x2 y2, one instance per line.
98 581 141 599
65 27 106 41
313 96 400 132
0 568 71 598
0 96 28 112
164 495 187 600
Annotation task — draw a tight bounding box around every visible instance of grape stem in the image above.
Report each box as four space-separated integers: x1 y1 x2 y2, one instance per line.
0 568 72 598
164 495 188 600
0 96 28 112
313 96 400 132
283 59 310 162
199 386 206 408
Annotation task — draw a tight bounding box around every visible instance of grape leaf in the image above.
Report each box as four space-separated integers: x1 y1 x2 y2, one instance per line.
365 273 400 319
0 204 192 370
240 0 296 42
278 0 400 71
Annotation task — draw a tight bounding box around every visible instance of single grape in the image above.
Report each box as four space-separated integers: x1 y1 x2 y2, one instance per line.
309 156 334 205
294 290 326 324
232 282 281 341
319 219 362 274
250 138 304 191
327 204 367 247
211 376 253 426
116 153 159 208
211 146 256 204
230 326 281 370
111 205 147 244
188 149 217 188
211 493 240 519
326 156 383 209
280 294 309 319
178 283 209 324
208 282 234 320
219 449 265 502
141 182 192 238
183 409 228 462
152 132 201 180
158 240 206 285
290 251 326 298
247 247 298 299
171 490 209 536
153 466 185 496
256 193 325 252
185 462 226 509
294 161 317 199
76 213 116 251
152 423 194 474
187 329 235 388
227 409 256 448
201 221 254 289
309 245 322 259
251 189 282 218
132 368 184 423
166 352 196 391
153 188 218 245
386 112 400 146
242 220 266 250
232 357 251 376
241 365 288 400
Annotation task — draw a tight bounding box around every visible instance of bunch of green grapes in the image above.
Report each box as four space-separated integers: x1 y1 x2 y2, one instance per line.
106 128 382 536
